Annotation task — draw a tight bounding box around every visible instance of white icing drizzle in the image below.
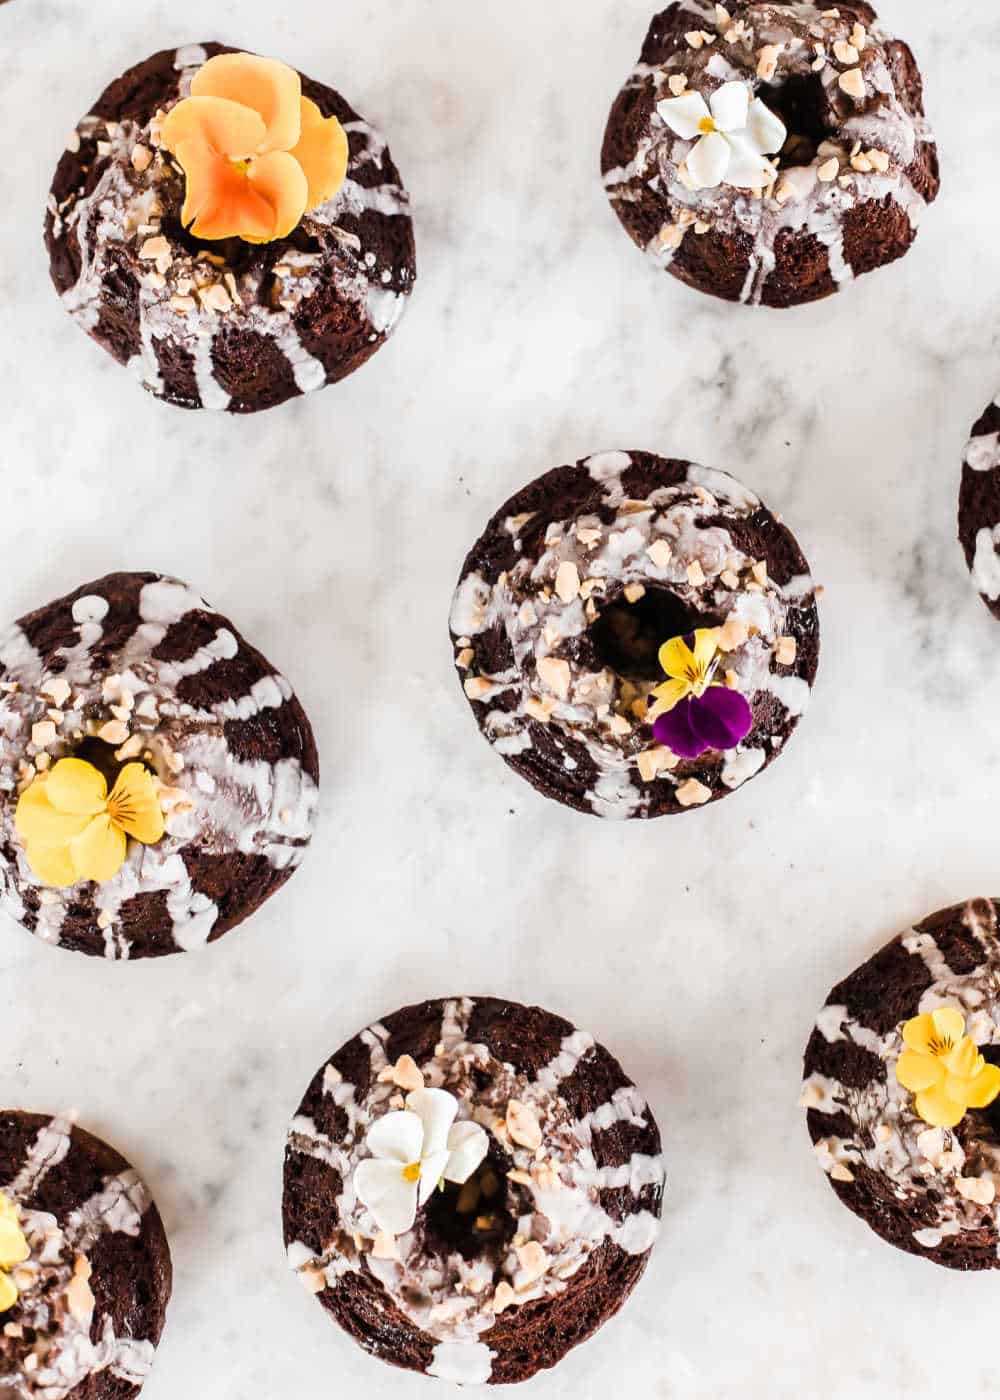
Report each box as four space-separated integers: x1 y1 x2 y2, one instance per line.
605 1 935 305
286 1001 664 1382
452 453 816 818
0 573 318 956
803 901 1000 1254
962 407 1000 605
1 1116 158 1398
51 68 413 411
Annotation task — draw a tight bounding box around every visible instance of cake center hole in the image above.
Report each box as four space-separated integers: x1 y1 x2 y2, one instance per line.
759 73 831 167
71 737 150 789
588 589 720 683
422 1152 515 1263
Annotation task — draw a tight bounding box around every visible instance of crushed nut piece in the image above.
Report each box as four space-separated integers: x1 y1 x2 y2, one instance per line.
756 44 782 81
833 39 859 64
493 1281 516 1313
377 1054 425 1093
555 561 581 603
830 1163 855 1183
775 636 797 665
956 1176 996 1206
456 648 474 669
536 657 570 701
506 1100 543 1151
686 560 706 587
668 74 688 96
637 747 678 782
718 618 748 652
464 676 493 701
31 721 57 749
676 778 712 807
623 583 646 603
131 145 152 173
139 235 170 262
839 68 865 100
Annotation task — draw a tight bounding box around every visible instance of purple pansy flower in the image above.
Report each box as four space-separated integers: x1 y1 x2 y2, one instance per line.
646 628 753 760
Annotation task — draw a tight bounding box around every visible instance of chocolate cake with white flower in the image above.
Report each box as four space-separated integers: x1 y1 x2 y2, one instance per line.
0 571 318 958
602 1 938 307
450 451 819 818
958 395 1000 619
0 1111 172 1398
282 997 664 1385
802 899 1000 1271
45 44 416 413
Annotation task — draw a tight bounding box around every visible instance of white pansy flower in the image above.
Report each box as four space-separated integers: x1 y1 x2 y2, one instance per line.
353 1088 489 1237
656 81 786 190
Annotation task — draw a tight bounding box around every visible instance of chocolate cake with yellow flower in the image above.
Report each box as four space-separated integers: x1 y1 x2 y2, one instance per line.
45 44 416 412
802 899 1000 1270
450 451 819 818
0 571 318 958
0 1111 171 1398
282 997 664 1384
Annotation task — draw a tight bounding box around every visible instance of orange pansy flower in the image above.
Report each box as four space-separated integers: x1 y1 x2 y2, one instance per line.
160 53 349 244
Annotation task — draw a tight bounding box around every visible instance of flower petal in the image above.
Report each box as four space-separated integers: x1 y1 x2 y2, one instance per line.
896 1049 945 1093
656 91 712 140
444 1121 489 1185
0 1218 29 1270
161 95 268 160
108 764 164 845
45 758 108 815
69 814 127 885
691 628 721 673
931 1006 966 1046
0 1271 17 1313
915 1083 967 1130
653 698 707 760
658 636 697 682
957 1064 997 1108
417 1149 451 1207
174 139 279 241
747 97 787 155
901 1013 938 1054
366 1110 424 1167
15 781 92 848
243 150 309 242
406 1089 459 1158
24 841 79 889
721 130 776 189
943 1038 979 1080
687 686 753 752
647 677 690 719
685 131 731 190
709 82 750 133
289 97 349 210
354 1159 419 1237
191 53 302 154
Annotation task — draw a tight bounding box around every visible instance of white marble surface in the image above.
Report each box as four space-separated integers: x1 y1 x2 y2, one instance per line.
3 0 1000 1394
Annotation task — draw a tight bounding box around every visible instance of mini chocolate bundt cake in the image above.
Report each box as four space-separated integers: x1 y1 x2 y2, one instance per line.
602 1 939 307
282 997 664 1384
449 451 820 818
0 571 318 958
0 1112 172 1398
959 396 1000 619
45 43 416 412
802 899 1000 1270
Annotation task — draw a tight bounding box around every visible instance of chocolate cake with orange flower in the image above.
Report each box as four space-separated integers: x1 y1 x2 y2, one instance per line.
282 996 664 1384
0 1111 172 1398
45 44 416 412
450 451 820 818
802 899 1000 1271
0 571 318 958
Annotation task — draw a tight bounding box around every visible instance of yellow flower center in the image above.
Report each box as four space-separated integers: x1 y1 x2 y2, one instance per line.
402 1162 422 1184
698 116 717 135
926 1035 955 1058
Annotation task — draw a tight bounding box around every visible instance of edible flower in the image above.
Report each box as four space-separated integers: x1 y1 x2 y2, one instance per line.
160 52 349 242
656 80 786 191
15 758 165 889
896 1007 1000 1129
0 1194 30 1314
647 629 752 759
354 1088 490 1237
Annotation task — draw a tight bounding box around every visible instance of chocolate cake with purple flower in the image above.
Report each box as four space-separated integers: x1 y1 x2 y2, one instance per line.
802 899 1000 1271
0 1111 172 1397
602 2 939 307
45 44 416 412
0 571 318 958
449 451 820 818
959 395 1000 618
282 996 664 1384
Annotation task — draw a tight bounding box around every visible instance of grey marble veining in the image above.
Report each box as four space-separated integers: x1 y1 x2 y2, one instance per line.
2 0 1000 1395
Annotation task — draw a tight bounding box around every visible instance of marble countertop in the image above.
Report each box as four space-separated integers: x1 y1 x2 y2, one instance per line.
4 0 1000 1395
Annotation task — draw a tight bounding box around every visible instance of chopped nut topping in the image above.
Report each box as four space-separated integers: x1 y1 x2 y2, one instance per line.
464 676 493 701
555 561 581 603
31 721 56 749
456 648 474 670
506 1100 543 1150
536 657 570 701
686 560 706 587
756 44 782 81
833 39 859 64
956 1176 996 1206
492 1281 516 1313
667 74 689 96
717 618 748 652
199 282 233 313
751 560 768 587
866 148 890 173
720 568 740 589
623 583 646 604
515 1241 549 1284
97 719 130 745
676 778 712 808
299 1262 327 1293
576 527 602 547
131 145 152 173
525 696 556 724
637 747 678 782
838 68 866 100
775 636 797 666
65 1256 95 1323
818 158 841 184
377 1054 425 1093
850 22 867 50
830 1163 855 1183
799 1082 824 1109
608 714 631 737
139 235 170 262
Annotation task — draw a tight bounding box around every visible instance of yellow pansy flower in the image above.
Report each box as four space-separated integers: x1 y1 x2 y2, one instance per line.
647 628 722 720
896 1006 1000 1129
15 757 165 889
0 1193 29 1313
